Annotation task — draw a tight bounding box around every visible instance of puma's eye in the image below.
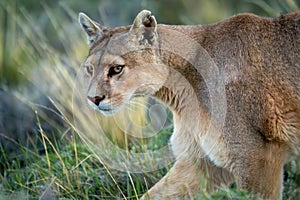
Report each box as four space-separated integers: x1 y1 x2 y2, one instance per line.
85 64 94 76
108 65 124 77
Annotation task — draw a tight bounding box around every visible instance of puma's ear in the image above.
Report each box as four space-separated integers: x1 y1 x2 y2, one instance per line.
131 10 157 30
78 12 104 46
130 10 157 45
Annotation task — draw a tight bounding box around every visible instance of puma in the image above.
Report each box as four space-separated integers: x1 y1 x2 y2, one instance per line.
78 10 300 199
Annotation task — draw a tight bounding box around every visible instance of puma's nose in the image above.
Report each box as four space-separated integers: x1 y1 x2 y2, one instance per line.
87 95 105 106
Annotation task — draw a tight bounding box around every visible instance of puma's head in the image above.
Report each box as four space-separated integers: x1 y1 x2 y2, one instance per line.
78 10 168 115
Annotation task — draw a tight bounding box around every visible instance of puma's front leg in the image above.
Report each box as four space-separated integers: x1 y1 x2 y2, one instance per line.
141 159 201 200
141 158 233 200
234 143 288 200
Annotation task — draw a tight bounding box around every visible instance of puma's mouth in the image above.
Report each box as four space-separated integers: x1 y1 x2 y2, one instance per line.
98 107 111 112
98 106 121 116
87 99 120 116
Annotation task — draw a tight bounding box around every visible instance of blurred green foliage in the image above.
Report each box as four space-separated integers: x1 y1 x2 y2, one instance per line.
0 0 299 86
0 0 299 87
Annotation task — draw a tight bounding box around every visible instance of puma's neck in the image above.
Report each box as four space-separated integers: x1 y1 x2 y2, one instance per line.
152 25 211 139
154 70 194 116
153 25 209 118
153 65 208 131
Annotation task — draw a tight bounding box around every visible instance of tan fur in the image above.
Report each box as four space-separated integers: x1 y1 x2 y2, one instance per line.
78 10 300 199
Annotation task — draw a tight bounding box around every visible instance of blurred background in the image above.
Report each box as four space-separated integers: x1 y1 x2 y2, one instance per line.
0 0 299 199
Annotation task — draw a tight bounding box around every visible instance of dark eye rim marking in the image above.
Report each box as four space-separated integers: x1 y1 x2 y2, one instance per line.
108 65 125 78
85 64 94 76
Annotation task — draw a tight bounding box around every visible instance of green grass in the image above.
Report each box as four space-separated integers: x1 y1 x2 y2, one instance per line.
0 130 165 199
0 132 247 199
1 125 299 199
